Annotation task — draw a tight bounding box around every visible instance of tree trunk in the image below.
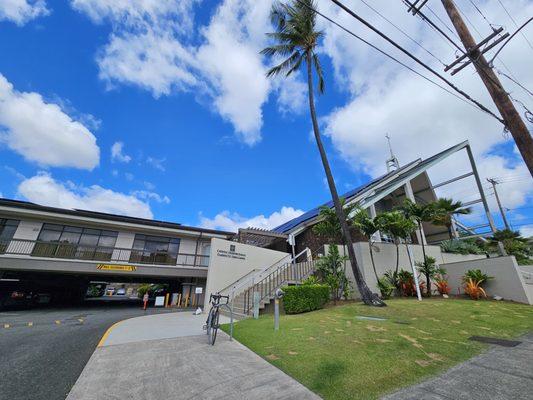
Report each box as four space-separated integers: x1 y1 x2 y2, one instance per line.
368 241 379 282
305 51 384 307
418 221 427 261
447 224 453 240
394 241 400 275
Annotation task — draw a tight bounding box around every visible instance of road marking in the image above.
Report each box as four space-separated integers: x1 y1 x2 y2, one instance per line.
78 318 84 323
97 320 123 347
28 322 33 327
55 320 61 325
3 324 10 329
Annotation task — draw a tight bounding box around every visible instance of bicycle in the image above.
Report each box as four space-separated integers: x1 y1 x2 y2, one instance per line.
204 293 229 345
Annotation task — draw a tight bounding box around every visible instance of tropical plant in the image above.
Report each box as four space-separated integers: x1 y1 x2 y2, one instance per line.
432 198 472 239
313 198 358 244
434 267 451 295
400 199 436 260
262 0 383 306
397 269 424 297
384 269 399 291
415 256 438 297
302 275 321 285
462 269 493 287
464 278 487 300
352 208 380 281
316 245 349 304
440 238 485 255
377 276 395 299
376 211 417 274
313 198 357 295
489 229 532 264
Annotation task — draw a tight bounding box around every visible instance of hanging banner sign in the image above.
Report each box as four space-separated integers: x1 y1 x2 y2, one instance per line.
96 264 137 272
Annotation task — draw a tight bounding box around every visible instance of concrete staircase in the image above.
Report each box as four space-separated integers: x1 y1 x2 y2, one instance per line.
219 249 316 319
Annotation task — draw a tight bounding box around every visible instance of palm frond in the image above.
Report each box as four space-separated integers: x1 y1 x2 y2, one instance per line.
260 43 296 58
266 50 303 78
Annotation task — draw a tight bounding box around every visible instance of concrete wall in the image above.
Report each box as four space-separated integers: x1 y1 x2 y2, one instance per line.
333 242 488 298
442 256 533 305
204 238 290 305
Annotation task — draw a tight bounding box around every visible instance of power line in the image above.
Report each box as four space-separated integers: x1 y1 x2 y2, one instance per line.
292 0 502 121
322 0 505 124
496 0 533 52
467 0 494 29
356 0 447 66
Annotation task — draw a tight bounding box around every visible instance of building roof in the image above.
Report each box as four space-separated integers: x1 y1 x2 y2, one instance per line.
273 141 469 234
0 198 234 237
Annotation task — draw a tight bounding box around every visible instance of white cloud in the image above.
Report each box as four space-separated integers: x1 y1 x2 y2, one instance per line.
318 0 533 213
146 156 165 171
124 172 134 181
18 172 153 218
71 0 303 146
0 74 100 170
520 225 533 238
131 190 170 204
0 0 49 25
110 141 131 163
199 206 304 232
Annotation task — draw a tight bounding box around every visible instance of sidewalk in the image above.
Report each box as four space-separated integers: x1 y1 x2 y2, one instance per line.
383 333 533 400
67 311 320 400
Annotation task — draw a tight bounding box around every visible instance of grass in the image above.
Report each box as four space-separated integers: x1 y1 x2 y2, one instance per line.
221 298 533 400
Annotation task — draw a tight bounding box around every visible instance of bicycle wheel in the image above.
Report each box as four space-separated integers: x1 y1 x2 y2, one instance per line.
208 308 220 346
206 307 215 343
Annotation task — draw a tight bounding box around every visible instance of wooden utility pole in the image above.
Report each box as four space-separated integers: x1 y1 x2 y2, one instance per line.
441 0 533 177
487 178 510 230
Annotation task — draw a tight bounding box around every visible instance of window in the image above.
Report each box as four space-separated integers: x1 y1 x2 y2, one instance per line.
0 219 19 253
33 224 118 261
130 234 180 265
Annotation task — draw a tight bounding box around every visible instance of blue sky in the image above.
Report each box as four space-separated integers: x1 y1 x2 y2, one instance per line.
0 0 532 234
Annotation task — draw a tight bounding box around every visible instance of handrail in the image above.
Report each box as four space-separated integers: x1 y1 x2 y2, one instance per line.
0 238 209 267
218 248 311 299
217 268 262 295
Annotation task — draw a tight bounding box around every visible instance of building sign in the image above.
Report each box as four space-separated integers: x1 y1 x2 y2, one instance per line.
96 264 137 272
216 245 246 261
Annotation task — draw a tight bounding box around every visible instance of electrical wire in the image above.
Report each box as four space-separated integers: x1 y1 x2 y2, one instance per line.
468 0 494 29
356 0 447 66
496 0 533 52
321 0 505 124
291 0 503 122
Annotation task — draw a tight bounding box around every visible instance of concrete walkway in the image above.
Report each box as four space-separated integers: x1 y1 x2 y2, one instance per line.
383 333 533 400
67 312 319 400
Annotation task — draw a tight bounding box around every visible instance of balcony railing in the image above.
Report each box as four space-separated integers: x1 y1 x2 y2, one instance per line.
0 238 209 267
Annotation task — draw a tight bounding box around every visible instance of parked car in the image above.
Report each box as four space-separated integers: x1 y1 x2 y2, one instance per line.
115 288 126 296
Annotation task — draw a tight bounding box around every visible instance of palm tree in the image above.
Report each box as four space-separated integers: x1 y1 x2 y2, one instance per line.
432 198 472 239
400 199 435 261
352 208 380 282
262 0 383 306
376 211 417 275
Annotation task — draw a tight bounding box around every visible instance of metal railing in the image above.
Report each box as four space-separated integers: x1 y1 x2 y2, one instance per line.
242 258 317 315
0 238 209 267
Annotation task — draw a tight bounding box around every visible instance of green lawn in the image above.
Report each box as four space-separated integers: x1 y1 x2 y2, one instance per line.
221 299 533 400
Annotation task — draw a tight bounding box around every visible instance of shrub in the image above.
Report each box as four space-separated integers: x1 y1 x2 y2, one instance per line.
464 278 487 300
377 277 395 299
434 267 450 295
398 269 424 297
302 275 320 285
462 269 492 287
440 239 484 255
317 245 349 303
416 256 437 297
282 284 330 314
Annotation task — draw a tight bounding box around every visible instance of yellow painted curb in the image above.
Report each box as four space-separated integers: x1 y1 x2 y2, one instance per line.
97 320 123 347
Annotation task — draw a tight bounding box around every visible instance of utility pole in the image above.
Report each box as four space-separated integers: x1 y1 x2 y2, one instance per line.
487 178 510 230
440 0 533 177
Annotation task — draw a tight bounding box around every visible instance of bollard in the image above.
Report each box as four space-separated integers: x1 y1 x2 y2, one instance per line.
274 288 284 331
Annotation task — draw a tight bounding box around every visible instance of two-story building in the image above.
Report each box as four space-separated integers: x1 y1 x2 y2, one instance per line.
0 199 233 304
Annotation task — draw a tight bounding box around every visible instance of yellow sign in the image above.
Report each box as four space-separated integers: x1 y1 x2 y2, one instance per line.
96 264 137 272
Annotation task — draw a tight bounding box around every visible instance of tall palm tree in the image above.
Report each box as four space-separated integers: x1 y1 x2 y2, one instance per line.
261 0 383 306
400 199 435 261
432 198 472 239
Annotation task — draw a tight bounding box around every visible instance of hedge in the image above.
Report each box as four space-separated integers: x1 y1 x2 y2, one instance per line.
282 284 330 314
